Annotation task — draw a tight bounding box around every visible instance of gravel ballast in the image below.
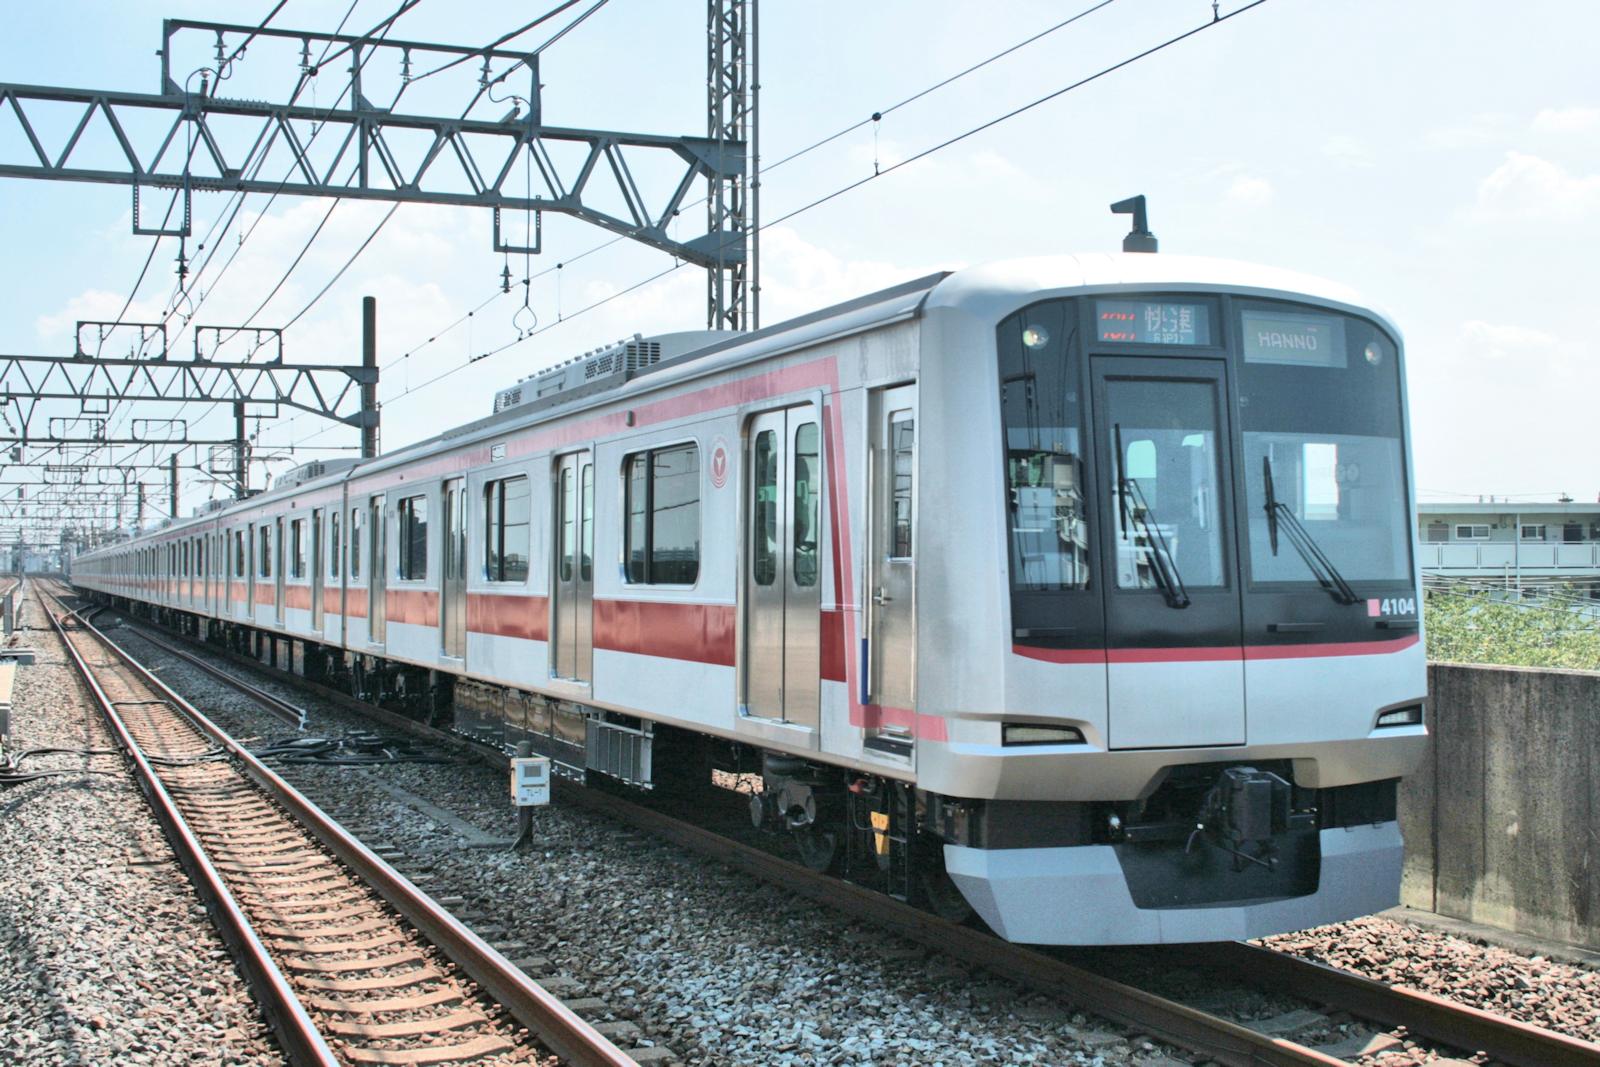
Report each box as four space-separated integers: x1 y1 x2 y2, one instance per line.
0 602 283 1066
1265 914 1600 1044
106 622 1171 1067
102 611 1600 1067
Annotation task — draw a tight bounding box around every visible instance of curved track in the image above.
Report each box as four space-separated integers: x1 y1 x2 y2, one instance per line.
41 583 636 1067
85 590 1600 1067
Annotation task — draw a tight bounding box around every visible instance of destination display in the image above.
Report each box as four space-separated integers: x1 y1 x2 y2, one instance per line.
1242 309 1348 367
1096 300 1211 346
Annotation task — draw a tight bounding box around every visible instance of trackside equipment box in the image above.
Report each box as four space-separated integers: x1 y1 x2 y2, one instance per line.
511 756 551 806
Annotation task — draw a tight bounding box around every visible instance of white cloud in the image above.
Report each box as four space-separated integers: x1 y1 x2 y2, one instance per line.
1423 112 1514 150
1321 135 1374 168
35 289 167 346
1531 106 1600 135
1473 151 1600 222
1458 319 1560 361
1226 174 1274 207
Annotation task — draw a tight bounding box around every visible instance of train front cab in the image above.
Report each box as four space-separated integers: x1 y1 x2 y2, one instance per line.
915 260 1429 944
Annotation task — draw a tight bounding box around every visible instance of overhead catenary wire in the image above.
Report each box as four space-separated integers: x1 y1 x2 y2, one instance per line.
99 0 430 496
334 0 1275 422
255 0 1140 450
91 0 373 464
165 0 605 480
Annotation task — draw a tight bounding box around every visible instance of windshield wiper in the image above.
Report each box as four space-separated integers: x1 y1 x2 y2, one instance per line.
1115 423 1190 609
1262 456 1360 605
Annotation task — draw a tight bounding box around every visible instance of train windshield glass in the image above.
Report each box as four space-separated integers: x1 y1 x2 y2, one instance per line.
1237 303 1412 584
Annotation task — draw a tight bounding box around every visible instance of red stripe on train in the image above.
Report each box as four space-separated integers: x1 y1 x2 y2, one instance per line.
821 609 848 682
466 592 550 642
592 599 735 667
386 588 438 626
1012 634 1420 664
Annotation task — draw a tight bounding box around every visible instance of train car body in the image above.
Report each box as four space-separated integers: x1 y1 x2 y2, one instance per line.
74 253 1428 944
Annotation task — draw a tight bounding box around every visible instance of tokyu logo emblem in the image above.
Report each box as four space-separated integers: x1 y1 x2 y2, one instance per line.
1367 597 1416 617
709 436 730 489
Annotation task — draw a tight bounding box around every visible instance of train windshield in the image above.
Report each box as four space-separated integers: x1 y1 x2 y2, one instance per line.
1236 302 1412 585
997 296 1413 639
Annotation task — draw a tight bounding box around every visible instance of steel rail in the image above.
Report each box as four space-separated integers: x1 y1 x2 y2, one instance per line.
1199 941 1600 1067
119 622 307 729
40 591 340 1067
43 586 638 1067
85 592 1600 1067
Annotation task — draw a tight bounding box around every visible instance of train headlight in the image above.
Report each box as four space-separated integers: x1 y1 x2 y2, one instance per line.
1021 325 1050 349
1363 341 1384 366
1375 704 1423 728
1002 723 1085 746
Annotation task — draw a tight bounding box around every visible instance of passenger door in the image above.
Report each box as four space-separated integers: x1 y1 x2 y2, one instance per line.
368 495 387 644
311 509 324 633
551 453 593 682
1090 357 1245 748
274 518 285 626
742 405 822 729
866 385 917 750
440 478 466 659
247 525 256 616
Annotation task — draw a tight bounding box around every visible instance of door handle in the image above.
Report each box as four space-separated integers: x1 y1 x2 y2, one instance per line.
872 587 893 605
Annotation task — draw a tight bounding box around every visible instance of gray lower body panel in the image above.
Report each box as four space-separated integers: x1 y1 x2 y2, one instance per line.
944 822 1402 945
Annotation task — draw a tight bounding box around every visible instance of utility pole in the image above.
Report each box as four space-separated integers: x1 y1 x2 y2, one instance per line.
169 454 179 520
136 482 146 528
362 297 379 459
708 0 757 331
234 401 248 498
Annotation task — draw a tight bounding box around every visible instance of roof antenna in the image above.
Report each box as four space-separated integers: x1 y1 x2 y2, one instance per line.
1111 195 1158 253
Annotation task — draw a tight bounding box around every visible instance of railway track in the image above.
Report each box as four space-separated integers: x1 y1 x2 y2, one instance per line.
86 592 1600 1067
39 583 636 1067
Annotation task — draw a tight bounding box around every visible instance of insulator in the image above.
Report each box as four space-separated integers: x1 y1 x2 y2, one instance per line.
500 264 512 294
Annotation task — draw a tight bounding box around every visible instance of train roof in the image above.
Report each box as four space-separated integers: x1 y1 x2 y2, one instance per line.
924 252 1394 329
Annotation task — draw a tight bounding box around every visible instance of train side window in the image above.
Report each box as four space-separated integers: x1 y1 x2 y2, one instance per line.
998 300 1090 592
234 530 245 577
580 463 594 584
484 475 530 583
622 443 700 585
398 495 428 580
889 414 914 559
291 519 306 578
793 422 820 588
752 430 777 586
350 508 362 578
258 526 272 578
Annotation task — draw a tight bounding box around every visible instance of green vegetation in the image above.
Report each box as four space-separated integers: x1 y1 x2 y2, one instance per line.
1425 588 1600 670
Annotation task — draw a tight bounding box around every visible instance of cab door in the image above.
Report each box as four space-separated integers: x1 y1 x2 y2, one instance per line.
865 385 917 750
1090 357 1245 748
742 406 822 728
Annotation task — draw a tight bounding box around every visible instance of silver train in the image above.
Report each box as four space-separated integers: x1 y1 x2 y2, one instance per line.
73 252 1428 944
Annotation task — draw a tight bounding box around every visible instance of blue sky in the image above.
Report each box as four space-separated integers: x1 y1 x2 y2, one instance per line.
0 0 1596 518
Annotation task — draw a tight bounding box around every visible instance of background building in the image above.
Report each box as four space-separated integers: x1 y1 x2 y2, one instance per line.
1418 499 1600 597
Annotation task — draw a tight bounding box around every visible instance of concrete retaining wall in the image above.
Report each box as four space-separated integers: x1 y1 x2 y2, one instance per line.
1400 662 1599 948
